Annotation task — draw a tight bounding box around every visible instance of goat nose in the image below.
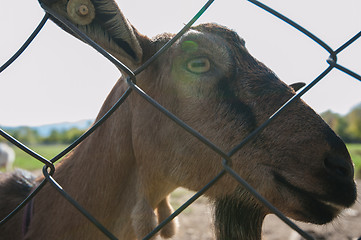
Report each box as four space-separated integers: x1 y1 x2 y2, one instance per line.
324 155 354 180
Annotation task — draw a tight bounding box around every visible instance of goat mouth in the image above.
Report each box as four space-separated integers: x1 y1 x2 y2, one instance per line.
292 195 342 224
319 200 345 211
272 171 354 224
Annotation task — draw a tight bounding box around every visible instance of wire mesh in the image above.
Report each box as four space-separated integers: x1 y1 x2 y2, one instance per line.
1 0 360 240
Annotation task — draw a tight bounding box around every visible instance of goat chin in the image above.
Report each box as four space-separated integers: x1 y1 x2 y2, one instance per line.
213 190 266 240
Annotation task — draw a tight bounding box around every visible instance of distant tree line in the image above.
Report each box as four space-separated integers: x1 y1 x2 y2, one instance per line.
1 105 361 144
1 127 86 145
321 106 361 143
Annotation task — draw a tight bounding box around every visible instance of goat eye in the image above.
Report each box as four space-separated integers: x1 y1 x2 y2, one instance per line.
186 58 211 74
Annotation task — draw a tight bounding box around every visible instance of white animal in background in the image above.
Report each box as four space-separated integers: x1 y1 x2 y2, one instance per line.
0 143 15 172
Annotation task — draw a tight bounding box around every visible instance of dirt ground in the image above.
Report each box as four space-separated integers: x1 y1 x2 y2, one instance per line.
170 180 361 240
27 169 360 239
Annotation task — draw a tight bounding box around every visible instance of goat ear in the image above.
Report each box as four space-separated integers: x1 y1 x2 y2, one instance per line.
289 82 306 92
40 0 144 65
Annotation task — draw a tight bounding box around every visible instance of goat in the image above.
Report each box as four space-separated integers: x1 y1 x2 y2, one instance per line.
0 143 15 172
0 0 357 239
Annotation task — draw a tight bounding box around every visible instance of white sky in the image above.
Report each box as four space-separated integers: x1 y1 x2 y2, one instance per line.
0 0 360 127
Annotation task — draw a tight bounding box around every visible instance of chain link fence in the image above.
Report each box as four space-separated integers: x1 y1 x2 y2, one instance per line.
1 0 360 239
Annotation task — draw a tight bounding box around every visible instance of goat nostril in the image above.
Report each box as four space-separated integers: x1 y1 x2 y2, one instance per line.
324 156 353 179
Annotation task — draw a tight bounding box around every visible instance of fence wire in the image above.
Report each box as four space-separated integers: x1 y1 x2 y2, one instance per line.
0 0 360 240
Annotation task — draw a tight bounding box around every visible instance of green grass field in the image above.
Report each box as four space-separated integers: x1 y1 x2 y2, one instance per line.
346 143 361 177
9 144 69 171
2 143 361 177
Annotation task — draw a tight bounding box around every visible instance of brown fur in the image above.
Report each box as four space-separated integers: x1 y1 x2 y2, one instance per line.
0 170 36 239
214 189 266 240
0 0 357 239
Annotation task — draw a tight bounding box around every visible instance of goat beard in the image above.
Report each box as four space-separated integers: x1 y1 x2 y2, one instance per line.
213 189 267 240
